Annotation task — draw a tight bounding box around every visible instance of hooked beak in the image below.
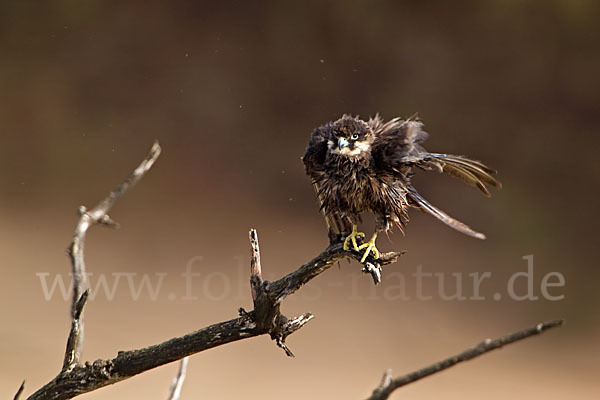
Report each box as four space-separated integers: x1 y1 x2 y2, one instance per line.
338 137 350 150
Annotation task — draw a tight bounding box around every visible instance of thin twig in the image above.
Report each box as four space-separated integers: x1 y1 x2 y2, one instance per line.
366 319 565 400
166 357 189 400
62 141 161 369
14 380 25 400
274 313 315 357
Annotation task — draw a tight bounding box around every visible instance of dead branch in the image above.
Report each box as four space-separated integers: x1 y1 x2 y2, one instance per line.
26 233 401 399
366 319 565 400
21 141 402 399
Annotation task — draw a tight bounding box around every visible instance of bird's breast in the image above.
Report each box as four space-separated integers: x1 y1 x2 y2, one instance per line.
321 162 377 212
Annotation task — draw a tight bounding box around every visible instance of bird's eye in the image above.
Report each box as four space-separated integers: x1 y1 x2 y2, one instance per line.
351 133 359 140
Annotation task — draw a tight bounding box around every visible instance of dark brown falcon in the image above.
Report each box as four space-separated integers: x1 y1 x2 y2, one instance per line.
302 114 501 262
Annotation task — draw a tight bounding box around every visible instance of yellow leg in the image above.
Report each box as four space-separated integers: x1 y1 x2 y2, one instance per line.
343 224 365 252
358 232 380 263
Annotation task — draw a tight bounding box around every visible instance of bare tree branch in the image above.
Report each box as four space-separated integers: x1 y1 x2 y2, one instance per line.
166 357 189 400
26 231 401 399
63 141 161 369
366 319 565 400
266 242 403 305
23 140 401 399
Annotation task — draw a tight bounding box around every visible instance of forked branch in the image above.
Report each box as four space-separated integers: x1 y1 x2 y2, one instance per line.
63 141 161 369
27 236 401 399
23 141 402 400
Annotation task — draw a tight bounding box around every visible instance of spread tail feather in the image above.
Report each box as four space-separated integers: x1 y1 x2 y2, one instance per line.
407 185 486 239
427 153 501 197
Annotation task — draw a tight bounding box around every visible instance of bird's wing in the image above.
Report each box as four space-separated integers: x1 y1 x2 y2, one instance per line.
369 116 500 196
406 185 486 239
302 124 330 176
369 115 430 173
302 125 351 237
422 153 502 197
369 115 501 239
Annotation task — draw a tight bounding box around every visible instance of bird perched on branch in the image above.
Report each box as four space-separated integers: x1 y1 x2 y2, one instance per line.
302 114 501 263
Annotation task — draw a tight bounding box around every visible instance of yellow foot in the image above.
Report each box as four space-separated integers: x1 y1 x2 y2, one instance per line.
343 224 365 252
358 233 380 263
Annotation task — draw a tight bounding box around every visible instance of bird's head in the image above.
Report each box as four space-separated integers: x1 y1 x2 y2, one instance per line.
327 115 372 158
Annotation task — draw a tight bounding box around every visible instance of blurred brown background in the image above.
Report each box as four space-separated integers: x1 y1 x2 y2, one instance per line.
1 1 598 399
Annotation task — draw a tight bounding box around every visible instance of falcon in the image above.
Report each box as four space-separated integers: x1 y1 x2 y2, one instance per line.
302 114 501 263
